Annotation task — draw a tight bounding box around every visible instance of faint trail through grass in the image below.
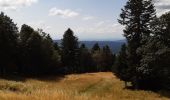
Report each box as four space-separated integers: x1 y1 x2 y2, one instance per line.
0 72 169 100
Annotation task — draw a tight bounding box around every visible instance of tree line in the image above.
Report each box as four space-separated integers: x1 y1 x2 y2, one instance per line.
113 0 170 91
0 12 115 76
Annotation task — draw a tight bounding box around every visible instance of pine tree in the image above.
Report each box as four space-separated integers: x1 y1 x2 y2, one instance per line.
61 28 79 73
20 24 34 43
101 45 114 71
91 43 102 71
91 43 100 53
54 42 60 52
41 33 60 74
118 0 156 89
18 24 34 73
139 12 170 90
114 44 129 87
26 31 43 73
79 44 94 73
92 50 103 72
0 12 18 75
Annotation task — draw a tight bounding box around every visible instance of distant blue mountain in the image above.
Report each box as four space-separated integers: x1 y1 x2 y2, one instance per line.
54 40 126 53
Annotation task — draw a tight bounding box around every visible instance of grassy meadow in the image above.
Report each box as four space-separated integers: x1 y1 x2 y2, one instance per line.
0 72 169 100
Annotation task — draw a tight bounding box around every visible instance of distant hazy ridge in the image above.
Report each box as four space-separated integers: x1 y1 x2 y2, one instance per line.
54 40 126 53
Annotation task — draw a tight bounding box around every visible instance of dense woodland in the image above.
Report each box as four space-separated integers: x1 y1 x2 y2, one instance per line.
0 12 115 76
113 0 170 91
0 0 170 92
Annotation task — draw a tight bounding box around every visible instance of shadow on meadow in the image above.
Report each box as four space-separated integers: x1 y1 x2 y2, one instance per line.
0 73 66 83
124 84 170 99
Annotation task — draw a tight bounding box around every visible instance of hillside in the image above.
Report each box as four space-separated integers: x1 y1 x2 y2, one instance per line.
0 72 169 100
54 40 126 53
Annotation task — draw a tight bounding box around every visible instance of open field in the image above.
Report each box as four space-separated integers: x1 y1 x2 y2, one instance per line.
0 72 169 100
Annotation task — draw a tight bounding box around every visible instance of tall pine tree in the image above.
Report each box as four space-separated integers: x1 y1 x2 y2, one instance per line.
139 12 170 90
0 12 18 75
114 44 129 87
79 44 94 73
101 45 114 71
61 28 79 73
118 0 156 89
18 24 34 73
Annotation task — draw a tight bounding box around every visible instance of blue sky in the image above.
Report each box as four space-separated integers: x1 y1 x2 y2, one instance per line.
0 0 169 40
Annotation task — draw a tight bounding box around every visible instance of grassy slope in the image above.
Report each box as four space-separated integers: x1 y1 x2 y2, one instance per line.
0 72 169 100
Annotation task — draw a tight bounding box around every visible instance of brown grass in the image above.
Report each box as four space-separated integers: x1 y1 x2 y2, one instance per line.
0 72 169 100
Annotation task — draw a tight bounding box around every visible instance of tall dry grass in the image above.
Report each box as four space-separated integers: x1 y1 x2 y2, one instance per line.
0 72 169 100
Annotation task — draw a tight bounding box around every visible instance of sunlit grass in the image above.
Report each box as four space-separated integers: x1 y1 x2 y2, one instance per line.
0 72 169 100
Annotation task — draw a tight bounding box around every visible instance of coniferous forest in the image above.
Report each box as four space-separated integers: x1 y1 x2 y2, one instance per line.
0 12 115 76
0 0 169 96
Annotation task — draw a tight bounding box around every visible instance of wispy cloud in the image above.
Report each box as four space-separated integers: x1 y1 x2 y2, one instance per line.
49 7 79 18
154 0 170 16
73 20 123 40
0 0 38 10
27 20 52 32
82 16 94 21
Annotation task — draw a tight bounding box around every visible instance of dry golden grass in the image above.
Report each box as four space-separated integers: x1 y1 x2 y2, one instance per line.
0 72 169 100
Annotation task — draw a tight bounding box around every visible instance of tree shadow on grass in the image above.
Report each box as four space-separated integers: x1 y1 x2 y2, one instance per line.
156 90 170 99
0 74 26 82
123 86 134 90
28 74 66 82
124 86 170 99
0 73 66 83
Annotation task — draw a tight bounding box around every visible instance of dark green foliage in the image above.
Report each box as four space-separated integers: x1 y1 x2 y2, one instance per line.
91 43 100 53
26 31 43 72
92 43 114 72
61 28 79 73
117 0 170 90
18 24 60 75
39 33 60 73
0 12 116 77
118 0 156 89
91 43 101 71
114 44 129 83
54 42 60 52
20 24 34 43
138 12 170 90
18 24 34 73
92 50 103 71
101 45 114 71
26 31 60 74
79 44 95 73
0 12 18 75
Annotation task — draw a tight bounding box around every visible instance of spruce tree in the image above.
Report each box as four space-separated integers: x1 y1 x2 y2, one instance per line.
79 44 94 73
0 12 18 75
26 31 43 73
18 24 34 73
118 0 156 89
91 43 100 53
114 44 129 87
139 12 170 90
54 42 60 52
61 28 79 73
20 24 34 43
41 33 60 74
92 50 103 72
102 45 114 71
91 43 102 71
